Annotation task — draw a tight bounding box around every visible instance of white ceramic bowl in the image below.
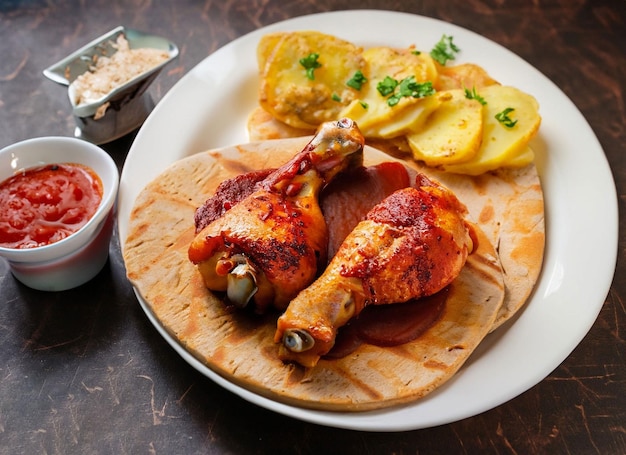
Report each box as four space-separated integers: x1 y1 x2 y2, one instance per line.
0 137 119 291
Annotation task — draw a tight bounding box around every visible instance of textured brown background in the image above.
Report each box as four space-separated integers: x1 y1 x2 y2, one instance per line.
1 1 624 453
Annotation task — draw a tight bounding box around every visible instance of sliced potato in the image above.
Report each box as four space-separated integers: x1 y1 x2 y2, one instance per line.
342 94 442 138
254 32 541 175
338 47 438 136
443 85 541 175
406 89 484 165
436 63 500 91
247 106 315 141
359 46 437 88
257 32 285 72
375 94 443 138
504 146 535 168
258 31 365 129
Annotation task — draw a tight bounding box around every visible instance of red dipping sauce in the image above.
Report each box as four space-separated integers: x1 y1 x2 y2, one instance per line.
0 163 103 249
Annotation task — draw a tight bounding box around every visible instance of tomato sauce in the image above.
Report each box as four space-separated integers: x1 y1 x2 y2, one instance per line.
0 163 103 249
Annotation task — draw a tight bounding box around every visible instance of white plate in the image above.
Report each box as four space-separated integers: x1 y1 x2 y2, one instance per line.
118 10 618 431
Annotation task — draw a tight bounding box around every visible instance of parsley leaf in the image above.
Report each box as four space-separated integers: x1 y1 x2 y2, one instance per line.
430 34 460 65
346 70 367 90
495 107 518 128
399 77 435 98
299 53 321 80
331 93 341 102
377 76 398 97
464 86 487 105
378 75 435 107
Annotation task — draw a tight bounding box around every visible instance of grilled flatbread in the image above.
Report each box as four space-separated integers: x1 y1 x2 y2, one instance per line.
124 138 509 411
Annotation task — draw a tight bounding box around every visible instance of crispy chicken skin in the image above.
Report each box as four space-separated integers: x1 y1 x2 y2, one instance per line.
275 175 475 367
188 119 364 314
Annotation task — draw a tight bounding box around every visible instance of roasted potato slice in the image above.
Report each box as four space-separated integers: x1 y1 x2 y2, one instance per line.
407 89 484 165
443 85 541 175
504 146 535 168
375 94 443 138
258 31 365 129
339 46 439 137
436 63 500 91
341 95 442 139
247 106 314 141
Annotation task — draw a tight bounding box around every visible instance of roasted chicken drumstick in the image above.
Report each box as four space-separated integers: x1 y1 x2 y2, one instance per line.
275 175 475 367
188 119 364 314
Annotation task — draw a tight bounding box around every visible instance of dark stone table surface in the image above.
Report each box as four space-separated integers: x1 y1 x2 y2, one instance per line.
1 1 624 453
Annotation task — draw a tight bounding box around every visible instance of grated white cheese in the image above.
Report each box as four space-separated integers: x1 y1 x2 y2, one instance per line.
70 34 169 118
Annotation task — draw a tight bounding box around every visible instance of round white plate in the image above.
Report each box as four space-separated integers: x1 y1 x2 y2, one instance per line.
118 10 618 431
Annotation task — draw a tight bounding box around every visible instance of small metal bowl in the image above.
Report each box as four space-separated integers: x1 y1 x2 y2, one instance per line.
43 26 178 144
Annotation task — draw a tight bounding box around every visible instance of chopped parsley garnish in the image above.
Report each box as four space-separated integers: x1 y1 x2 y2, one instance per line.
411 49 422 55
359 100 369 109
377 75 435 107
331 93 341 102
377 76 398 97
346 70 367 90
464 86 487 105
299 53 321 80
430 34 460 65
495 107 518 127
